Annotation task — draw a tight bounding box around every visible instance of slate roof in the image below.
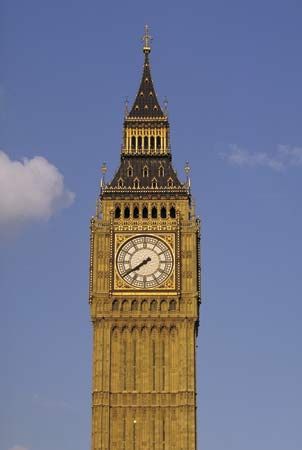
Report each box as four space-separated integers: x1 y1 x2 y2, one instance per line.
107 156 183 189
127 53 165 119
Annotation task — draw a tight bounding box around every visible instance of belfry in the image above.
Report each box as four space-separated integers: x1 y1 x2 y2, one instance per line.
89 26 201 450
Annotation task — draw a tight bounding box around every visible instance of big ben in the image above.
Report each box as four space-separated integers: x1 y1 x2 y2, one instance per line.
89 26 201 450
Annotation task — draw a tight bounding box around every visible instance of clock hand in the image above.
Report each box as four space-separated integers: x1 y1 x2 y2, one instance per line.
123 257 151 276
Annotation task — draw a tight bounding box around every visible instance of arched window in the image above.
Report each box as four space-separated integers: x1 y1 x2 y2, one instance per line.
118 178 124 188
131 300 138 311
127 166 133 177
159 166 164 177
170 206 176 218
169 300 176 311
144 136 148 149
115 206 121 219
138 136 142 150
150 300 157 311
131 136 136 150
152 178 157 188
112 300 119 311
124 206 130 219
160 206 167 219
150 136 155 150
133 179 139 189
168 178 173 187
142 206 148 219
143 166 148 177
156 136 161 149
152 206 157 219
133 206 139 218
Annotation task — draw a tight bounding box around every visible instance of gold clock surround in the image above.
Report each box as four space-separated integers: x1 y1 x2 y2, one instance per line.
114 233 176 292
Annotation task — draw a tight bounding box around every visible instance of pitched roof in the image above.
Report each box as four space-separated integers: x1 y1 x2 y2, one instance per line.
127 52 165 119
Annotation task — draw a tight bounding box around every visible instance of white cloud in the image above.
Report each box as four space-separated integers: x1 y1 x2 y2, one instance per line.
222 144 302 171
0 150 75 226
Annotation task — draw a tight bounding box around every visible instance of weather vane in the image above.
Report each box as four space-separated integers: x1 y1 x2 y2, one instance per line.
142 24 152 54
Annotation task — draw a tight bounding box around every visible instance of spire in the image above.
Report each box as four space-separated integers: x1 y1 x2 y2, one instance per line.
127 26 165 119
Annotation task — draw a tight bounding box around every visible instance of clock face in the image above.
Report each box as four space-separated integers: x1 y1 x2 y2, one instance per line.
116 235 173 289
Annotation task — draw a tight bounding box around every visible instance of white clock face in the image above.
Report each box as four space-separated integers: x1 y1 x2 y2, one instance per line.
116 235 173 289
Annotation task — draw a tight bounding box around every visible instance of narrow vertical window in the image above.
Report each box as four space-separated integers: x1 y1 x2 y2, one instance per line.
150 136 155 150
160 207 166 218
142 206 148 218
152 206 157 218
122 340 127 390
123 415 126 450
144 136 148 149
162 416 165 450
128 166 133 177
131 136 136 150
152 417 156 450
115 206 121 218
159 166 164 177
170 206 176 218
133 339 137 390
138 136 142 150
133 206 139 218
152 340 156 390
156 136 161 149
124 206 130 219
133 419 136 450
162 341 165 391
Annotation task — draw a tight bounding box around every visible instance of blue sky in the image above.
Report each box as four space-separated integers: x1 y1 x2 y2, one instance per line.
1 1 302 450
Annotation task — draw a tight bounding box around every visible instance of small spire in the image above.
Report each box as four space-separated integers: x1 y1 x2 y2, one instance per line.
184 161 191 188
142 24 152 54
100 162 107 188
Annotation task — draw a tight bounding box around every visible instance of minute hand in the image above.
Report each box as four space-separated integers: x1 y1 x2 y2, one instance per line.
123 257 151 276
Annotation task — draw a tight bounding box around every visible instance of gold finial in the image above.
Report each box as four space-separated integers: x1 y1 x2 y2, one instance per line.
142 25 152 54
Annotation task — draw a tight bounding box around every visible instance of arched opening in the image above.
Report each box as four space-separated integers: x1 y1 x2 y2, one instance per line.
150 136 155 150
159 166 164 177
112 300 119 311
150 300 157 311
142 206 148 219
160 206 167 219
131 136 136 150
127 166 133 177
152 178 157 189
133 179 139 188
138 136 142 150
168 178 173 187
152 206 157 219
144 136 148 149
115 206 121 219
143 166 148 177
121 300 129 312
133 206 139 218
124 206 130 219
131 300 138 311
118 178 124 188
156 136 161 149
170 206 176 218
169 300 176 311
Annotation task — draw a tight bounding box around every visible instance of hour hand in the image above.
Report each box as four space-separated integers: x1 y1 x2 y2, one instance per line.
123 257 151 276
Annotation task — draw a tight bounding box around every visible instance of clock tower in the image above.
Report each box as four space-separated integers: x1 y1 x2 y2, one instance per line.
89 27 201 450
